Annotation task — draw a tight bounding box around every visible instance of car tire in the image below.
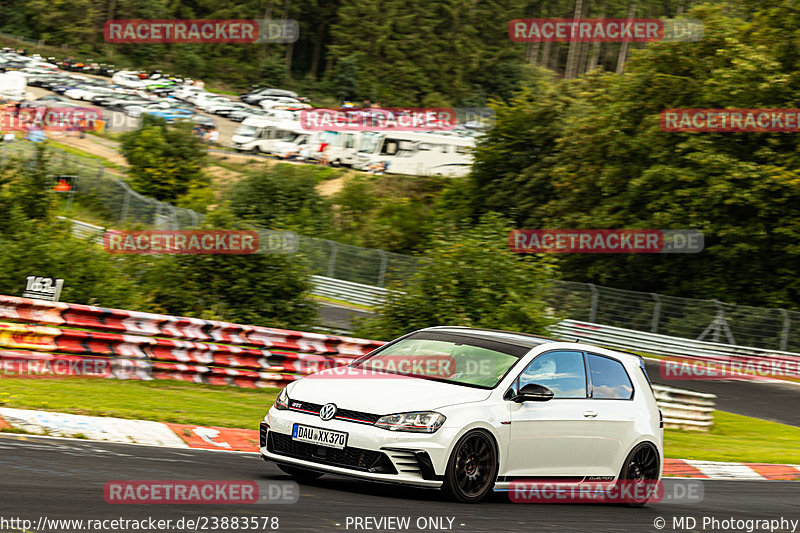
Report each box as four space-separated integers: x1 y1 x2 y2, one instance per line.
614 442 660 507
442 429 498 503
252 146 261 155
276 463 324 481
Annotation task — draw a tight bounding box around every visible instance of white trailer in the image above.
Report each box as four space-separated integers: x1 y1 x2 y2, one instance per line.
352 131 475 177
231 117 301 154
0 72 28 102
306 131 366 167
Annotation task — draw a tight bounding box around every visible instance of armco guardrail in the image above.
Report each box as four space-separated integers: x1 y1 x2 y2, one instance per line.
0 295 384 388
652 384 716 431
0 294 718 431
550 319 800 370
311 275 390 308
58 217 105 242
59 219 385 308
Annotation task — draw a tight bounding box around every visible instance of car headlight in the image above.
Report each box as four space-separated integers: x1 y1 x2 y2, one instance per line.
274 387 289 410
375 411 446 433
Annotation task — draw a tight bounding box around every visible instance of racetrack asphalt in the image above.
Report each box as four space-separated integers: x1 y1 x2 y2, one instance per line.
644 359 800 427
1 434 797 533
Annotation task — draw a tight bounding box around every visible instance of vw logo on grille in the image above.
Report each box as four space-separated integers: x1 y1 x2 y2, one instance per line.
319 403 337 421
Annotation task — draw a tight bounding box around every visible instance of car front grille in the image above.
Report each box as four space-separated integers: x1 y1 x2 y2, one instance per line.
288 400 381 425
267 431 396 474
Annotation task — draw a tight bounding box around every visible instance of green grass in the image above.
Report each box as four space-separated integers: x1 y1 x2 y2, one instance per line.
0 378 278 429
0 379 798 464
310 294 375 312
664 410 800 464
46 140 124 170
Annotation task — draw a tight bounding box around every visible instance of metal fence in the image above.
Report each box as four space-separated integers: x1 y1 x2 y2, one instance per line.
0 31 45 47
548 280 800 353
0 141 417 286
4 142 800 346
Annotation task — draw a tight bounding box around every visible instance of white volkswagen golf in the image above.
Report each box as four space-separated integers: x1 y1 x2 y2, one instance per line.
259 327 663 503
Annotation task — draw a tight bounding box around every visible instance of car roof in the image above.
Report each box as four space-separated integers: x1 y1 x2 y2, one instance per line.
416 326 643 364
419 326 559 349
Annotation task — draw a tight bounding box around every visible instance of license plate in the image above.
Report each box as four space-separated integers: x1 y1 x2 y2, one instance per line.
292 423 348 450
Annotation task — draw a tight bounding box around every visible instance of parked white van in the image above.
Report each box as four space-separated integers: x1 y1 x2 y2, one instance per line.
232 117 302 154
0 71 28 101
352 132 475 177
306 131 365 167
272 128 318 160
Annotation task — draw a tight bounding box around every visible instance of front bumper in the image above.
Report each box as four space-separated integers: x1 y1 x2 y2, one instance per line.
259 409 455 489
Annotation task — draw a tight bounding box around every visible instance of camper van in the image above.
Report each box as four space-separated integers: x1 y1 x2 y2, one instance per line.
306 131 365 167
232 117 301 154
271 128 318 160
0 71 27 101
352 131 475 177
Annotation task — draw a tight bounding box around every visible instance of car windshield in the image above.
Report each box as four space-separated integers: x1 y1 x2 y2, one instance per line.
235 125 259 136
351 332 533 388
358 132 381 153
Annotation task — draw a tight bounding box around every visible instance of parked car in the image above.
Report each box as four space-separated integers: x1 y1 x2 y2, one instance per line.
241 87 298 104
195 94 233 112
259 97 301 109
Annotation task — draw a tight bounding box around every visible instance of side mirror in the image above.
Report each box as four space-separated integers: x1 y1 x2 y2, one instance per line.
512 383 554 403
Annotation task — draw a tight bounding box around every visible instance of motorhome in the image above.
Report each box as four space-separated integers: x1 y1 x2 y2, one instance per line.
271 128 318 160
231 117 302 154
306 131 366 167
0 71 27 101
352 131 475 177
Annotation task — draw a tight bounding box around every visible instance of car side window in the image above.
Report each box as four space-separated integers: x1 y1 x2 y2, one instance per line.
587 354 634 399
518 351 587 399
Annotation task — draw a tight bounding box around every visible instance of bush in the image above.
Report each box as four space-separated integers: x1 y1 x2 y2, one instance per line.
120 115 209 202
227 164 333 235
354 214 559 340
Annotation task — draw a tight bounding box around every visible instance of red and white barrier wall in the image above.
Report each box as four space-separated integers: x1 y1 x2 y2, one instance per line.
0 295 384 388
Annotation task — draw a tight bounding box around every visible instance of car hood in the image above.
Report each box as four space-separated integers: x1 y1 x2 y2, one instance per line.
286 367 492 415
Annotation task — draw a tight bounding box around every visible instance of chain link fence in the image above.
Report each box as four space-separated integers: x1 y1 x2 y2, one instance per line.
0 141 418 286
548 280 800 353
3 142 797 347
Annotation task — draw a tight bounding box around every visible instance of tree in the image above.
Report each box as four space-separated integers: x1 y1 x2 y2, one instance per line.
132 207 317 328
354 215 559 340
120 115 208 202
0 148 144 308
466 4 800 309
227 164 333 235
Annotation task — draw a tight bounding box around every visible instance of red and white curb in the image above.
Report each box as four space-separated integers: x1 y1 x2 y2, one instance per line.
664 458 800 481
0 408 797 481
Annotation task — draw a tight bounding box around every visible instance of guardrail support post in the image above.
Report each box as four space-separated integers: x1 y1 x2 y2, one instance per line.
377 250 388 287
651 293 661 333
589 284 598 323
120 189 130 224
327 241 337 278
780 309 790 351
